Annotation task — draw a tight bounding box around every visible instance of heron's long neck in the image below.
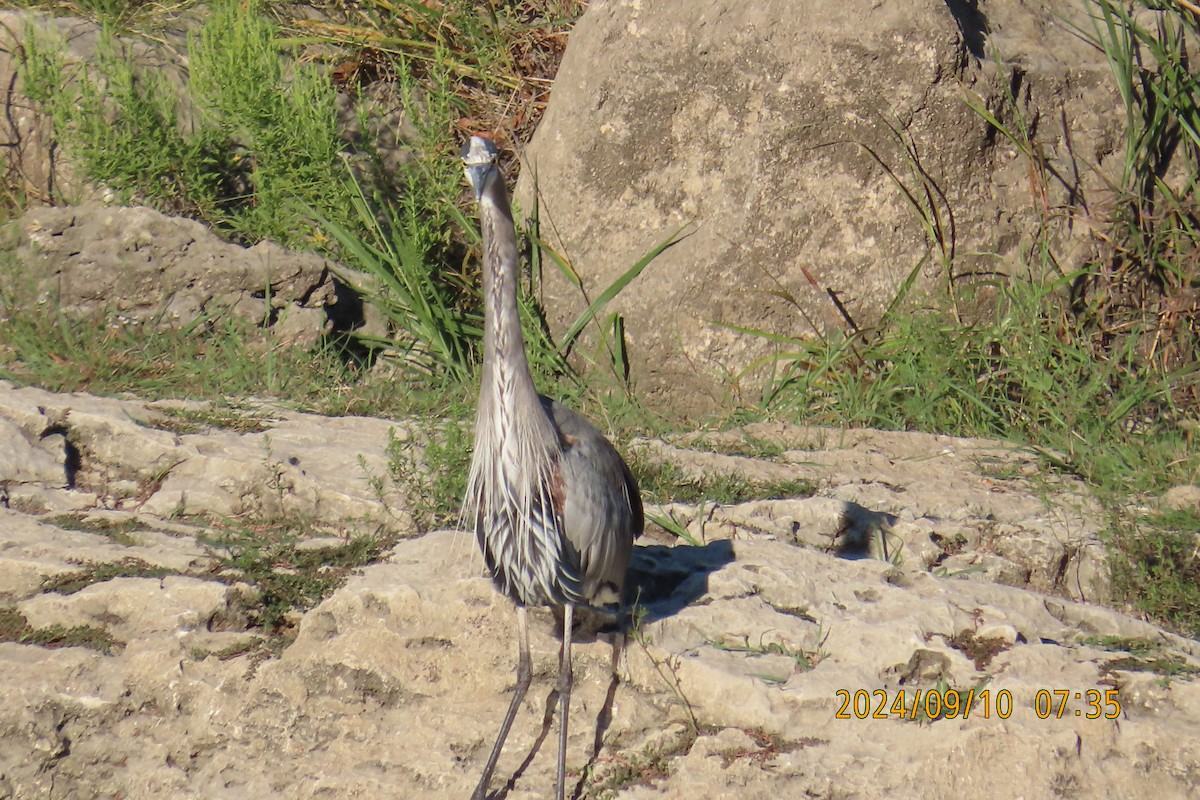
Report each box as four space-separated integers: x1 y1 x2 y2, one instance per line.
479 177 544 427
469 168 570 608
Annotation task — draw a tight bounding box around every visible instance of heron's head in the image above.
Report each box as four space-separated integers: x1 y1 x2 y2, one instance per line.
462 136 500 202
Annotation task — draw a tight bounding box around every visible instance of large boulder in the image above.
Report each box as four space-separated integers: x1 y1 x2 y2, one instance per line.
519 0 1125 412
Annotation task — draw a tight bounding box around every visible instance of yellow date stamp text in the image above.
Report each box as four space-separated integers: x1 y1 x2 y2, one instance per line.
834 688 1122 721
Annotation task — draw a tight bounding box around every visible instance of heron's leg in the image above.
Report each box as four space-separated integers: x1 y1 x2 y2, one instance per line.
555 603 573 800
472 605 532 800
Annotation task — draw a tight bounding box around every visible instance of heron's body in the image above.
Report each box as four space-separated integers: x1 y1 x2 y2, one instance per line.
475 395 640 607
461 136 642 800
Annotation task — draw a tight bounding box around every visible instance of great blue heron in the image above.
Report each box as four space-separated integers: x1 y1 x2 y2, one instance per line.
461 135 643 800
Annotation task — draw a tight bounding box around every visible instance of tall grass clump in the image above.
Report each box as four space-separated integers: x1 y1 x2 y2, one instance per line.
760 276 1190 494
20 25 226 218
20 0 352 247
1072 0 1199 394
315 49 485 381
187 0 352 246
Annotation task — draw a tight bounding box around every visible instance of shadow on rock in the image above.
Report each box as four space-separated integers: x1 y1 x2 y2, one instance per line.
835 501 899 560
626 539 736 623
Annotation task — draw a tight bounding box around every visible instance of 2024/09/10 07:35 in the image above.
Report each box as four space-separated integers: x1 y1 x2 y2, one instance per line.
833 688 1122 721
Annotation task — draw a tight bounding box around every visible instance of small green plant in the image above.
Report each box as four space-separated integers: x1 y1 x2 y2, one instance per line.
1103 654 1199 679
1079 635 1162 656
1107 509 1200 638
20 622 124 654
632 454 814 506
0 606 123 654
686 431 786 460
582 732 689 798
200 519 392 633
388 418 473 533
148 404 275 435
188 636 266 662
1080 633 1200 678
629 608 699 737
707 631 825 678
531 217 690 385
645 510 703 547
0 607 28 642
48 514 150 545
41 557 180 594
1081 631 1200 680
718 729 814 768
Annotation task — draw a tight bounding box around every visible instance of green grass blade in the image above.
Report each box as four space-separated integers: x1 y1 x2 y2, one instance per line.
558 225 691 352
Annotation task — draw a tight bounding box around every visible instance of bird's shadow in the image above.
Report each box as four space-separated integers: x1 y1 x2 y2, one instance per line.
487 540 736 800
625 539 736 623
494 513 897 796
834 502 899 560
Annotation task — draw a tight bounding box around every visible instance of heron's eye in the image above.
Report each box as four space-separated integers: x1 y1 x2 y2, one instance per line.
460 141 473 160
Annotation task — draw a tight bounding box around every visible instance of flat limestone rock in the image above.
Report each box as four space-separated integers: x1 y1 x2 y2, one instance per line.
0 381 409 526
0 382 1197 798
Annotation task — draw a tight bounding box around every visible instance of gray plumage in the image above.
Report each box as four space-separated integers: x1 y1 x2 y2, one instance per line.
460 135 642 800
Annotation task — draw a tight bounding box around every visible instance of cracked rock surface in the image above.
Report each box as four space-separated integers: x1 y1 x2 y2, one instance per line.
1 381 1198 799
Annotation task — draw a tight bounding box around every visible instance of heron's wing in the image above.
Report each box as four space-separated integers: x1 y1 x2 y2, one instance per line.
544 398 641 607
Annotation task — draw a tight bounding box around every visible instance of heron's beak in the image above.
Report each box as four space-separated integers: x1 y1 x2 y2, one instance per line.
464 163 490 202
461 136 499 202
